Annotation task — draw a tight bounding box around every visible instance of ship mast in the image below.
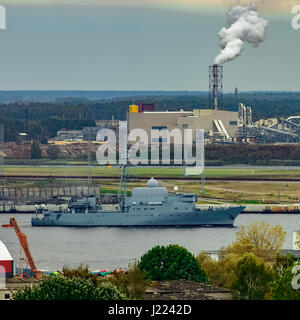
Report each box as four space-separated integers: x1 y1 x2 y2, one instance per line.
87 128 92 197
118 163 127 207
118 120 128 208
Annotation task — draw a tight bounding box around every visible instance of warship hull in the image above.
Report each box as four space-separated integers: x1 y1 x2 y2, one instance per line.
31 206 242 227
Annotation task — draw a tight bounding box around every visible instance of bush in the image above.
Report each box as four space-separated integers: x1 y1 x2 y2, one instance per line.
13 275 125 300
270 263 300 300
231 253 274 300
138 244 208 283
96 281 126 300
106 263 149 299
61 264 98 286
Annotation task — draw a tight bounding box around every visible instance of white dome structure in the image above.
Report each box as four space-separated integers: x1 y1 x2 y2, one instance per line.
0 241 14 278
146 177 158 188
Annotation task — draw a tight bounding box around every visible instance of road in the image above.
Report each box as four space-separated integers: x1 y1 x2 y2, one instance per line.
1 174 300 182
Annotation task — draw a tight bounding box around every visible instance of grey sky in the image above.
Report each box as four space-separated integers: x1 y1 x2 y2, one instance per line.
0 5 299 91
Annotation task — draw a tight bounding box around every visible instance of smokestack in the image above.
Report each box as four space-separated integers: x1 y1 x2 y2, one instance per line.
209 64 223 110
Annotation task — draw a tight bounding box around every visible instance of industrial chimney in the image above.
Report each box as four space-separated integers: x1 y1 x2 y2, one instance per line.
209 64 223 110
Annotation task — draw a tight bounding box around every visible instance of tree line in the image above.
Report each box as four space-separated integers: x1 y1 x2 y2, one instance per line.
12 222 300 300
0 91 300 142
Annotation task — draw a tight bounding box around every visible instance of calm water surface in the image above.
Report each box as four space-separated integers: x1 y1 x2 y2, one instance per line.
0 214 299 271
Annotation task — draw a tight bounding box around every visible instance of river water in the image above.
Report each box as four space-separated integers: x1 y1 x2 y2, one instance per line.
0 213 299 272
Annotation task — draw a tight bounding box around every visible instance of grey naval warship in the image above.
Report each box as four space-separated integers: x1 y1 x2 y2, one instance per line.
32 167 243 227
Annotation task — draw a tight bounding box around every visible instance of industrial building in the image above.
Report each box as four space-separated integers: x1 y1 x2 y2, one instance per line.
128 65 240 144
128 102 300 145
237 112 300 144
84 119 119 141
128 107 239 144
50 64 300 146
54 129 83 142
50 119 119 143
238 103 252 126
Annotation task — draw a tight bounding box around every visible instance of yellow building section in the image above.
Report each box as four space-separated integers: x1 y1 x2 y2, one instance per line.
48 141 106 145
129 105 139 113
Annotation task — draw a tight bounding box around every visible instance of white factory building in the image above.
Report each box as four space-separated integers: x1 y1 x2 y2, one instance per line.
128 107 239 144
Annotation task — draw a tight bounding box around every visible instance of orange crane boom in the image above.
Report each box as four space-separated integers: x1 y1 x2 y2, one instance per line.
2 218 42 278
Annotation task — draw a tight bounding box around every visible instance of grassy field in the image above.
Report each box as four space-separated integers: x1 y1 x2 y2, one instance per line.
144 180 300 204
202 181 300 204
2 171 299 204
2 166 300 179
85 180 300 204
2 165 300 205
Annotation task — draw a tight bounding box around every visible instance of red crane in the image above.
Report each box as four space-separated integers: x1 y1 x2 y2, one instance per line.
2 218 42 278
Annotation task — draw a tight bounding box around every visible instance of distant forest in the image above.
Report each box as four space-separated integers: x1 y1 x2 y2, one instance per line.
0 91 300 142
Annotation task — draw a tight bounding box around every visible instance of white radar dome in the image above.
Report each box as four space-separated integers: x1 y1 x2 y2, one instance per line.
147 177 158 188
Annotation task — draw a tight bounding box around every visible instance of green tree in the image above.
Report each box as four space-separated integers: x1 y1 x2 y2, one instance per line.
273 253 296 276
231 253 274 300
30 140 42 159
270 263 300 300
40 136 48 145
13 275 125 300
220 222 286 264
46 144 60 160
196 251 241 288
138 244 208 283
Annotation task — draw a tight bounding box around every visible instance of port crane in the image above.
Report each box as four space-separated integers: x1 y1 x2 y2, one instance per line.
2 218 42 278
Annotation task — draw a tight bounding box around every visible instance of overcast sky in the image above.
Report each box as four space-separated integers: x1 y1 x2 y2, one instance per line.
0 1 299 91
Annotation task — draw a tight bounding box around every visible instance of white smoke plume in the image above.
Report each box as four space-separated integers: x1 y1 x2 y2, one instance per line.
214 5 268 65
